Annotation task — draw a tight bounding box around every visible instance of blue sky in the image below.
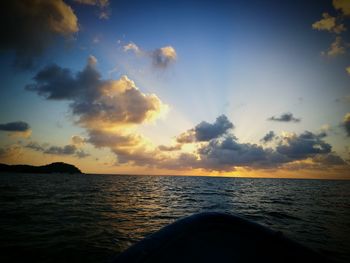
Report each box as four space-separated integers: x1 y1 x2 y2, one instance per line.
0 0 349 178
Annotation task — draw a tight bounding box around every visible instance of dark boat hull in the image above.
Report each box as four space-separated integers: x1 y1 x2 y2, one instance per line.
114 212 330 263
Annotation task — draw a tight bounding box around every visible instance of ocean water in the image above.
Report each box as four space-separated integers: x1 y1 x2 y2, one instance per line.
0 173 349 263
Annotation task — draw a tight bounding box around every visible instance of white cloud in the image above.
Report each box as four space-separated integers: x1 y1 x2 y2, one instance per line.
123 42 177 68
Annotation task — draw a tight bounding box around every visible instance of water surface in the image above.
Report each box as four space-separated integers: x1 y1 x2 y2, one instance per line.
0 173 349 262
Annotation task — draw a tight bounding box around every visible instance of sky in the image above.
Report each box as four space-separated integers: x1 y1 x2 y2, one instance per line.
0 0 350 179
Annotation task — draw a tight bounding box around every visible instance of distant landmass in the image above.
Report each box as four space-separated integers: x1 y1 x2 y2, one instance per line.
0 162 82 174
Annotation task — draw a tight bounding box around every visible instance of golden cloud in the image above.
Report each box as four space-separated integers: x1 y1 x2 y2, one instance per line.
323 36 346 56
333 0 350 16
312 13 346 34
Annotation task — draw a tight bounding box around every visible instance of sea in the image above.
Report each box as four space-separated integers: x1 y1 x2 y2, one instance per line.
0 173 349 263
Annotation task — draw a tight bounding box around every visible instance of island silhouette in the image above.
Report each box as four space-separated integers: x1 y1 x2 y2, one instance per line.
0 162 82 174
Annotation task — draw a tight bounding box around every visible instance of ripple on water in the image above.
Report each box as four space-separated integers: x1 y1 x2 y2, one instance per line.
0 174 349 263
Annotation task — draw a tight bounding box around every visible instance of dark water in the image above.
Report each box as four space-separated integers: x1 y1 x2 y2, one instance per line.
0 174 349 263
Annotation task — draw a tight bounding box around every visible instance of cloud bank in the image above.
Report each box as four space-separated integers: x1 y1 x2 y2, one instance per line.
26 57 348 174
26 141 89 159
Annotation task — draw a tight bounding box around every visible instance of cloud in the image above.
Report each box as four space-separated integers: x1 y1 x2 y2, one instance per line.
27 56 168 165
0 0 78 69
75 150 90 158
260 131 276 143
165 117 346 172
26 57 348 173
71 135 86 147
177 115 234 143
194 130 342 171
268 112 301 122
195 115 234 141
74 0 109 7
312 13 346 34
0 121 31 138
87 129 143 148
176 130 196 144
0 121 30 132
333 0 350 16
196 136 289 171
323 36 346 56
276 131 331 160
346 66 350 75
0 145 22 160
313 153 347 166
151 46 177 68
123 42 142 54
26 141 89 158
87 55 98 66
313 2 350 63
26 56 168 127
158 144 182 151
44 145 77 155
26 142 45 152
74 0 110 19
123 42 177 68
342 113 350 136
98 11 110 20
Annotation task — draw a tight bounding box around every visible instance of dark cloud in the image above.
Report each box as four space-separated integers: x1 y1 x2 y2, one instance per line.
343 113 350 136
25 142 89 158
164 117 346 172
197 136 289 171
26 142 45 152
195 115 234 141
313 154 347 166
260 131 276 143
0 0 78 69
268 113 301 123
0 121 30 132
44 145 77 155
276 131 331 160
177 115 234 143
26 56 166 127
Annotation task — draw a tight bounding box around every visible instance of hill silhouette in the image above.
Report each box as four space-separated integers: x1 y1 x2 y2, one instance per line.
0 162 82 174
